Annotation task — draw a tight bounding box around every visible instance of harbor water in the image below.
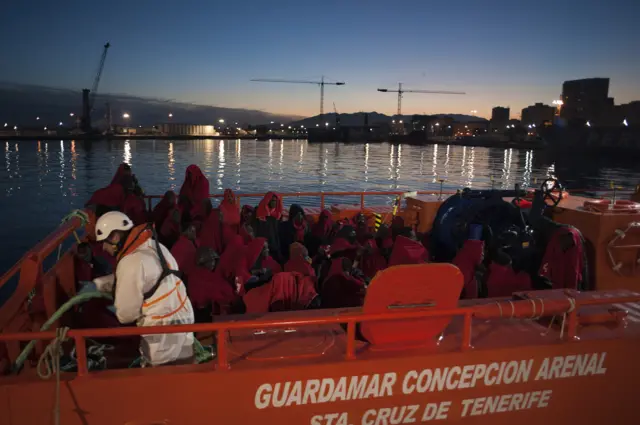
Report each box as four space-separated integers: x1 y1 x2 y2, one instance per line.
2 138 639 276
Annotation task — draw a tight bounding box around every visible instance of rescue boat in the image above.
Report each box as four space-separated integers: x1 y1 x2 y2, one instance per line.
1 180 640 425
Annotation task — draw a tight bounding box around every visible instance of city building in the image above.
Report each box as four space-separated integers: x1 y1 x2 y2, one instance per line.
490 107 510 131
521 103 555 128
560 78 614 124
159 123 217 136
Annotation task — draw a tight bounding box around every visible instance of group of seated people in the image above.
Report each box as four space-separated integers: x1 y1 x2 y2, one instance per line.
77 163 584 324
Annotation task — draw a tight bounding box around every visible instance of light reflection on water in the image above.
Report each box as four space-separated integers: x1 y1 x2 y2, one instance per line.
1 138 640 273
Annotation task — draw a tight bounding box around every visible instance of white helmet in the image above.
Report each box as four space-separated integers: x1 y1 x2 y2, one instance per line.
95 211 134 241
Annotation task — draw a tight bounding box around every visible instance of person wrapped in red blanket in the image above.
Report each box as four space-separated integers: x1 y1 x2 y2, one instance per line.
239 205 255 243
219 189 241 247
255 192 283 263
452 240 485 299
538 227 585 290
280 204 309 262
284 242 316 278
188 247 240 319
170 223 199 279
151 191 176 230
243 272 319 314
321 257 366 309
486 250 532 297
179 165 209 221
388 228 429 266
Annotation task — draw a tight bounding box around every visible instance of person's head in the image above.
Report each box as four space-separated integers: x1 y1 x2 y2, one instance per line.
396 226 417 241
337 225 357 244
119 163 132 178
164 191 176 205
224 189 234 203
76 242 93 263
196 247 219 271
268 195 278 209
341 258 353 276
95 211 134 256
289 242 309 261
241 205 254 221
319 209 331 223
182 222 197 241
289 204 305 224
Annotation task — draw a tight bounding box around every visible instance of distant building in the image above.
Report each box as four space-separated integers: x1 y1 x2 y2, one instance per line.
159 123 217 136
452 121 489 136
521 103 555 128
490 107 510 131
561 78 613 124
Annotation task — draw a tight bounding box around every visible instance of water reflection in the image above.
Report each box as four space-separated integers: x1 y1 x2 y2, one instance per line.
123 140 132 165
168 142 175 188
3 138 640 275
217 140 225 190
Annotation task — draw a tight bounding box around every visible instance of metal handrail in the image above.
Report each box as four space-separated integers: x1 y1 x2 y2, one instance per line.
1 293 638 377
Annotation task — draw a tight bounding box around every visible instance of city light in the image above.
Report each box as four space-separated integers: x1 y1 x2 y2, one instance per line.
470 110 478 114
532 124 536 128
316 124 319 127
219 119 225 123
270 121 274 124
552 100 564 106
399 120 403 124
300 125 305 128
623 119 629 127
13 126 17 130
3 123 6 127
168 113 173 118
58 122 63 126
36 116 40 120
280 124 284 127
123 113 130 119
528 124 532 129
586 121 591 127
69 113 75 117
288 126 291 129
435 123 440 126
325 122 329 126
44 127 47 130
392 120 396 124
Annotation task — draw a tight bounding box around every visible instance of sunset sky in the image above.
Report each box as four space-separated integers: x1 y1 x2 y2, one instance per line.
2 0 639 119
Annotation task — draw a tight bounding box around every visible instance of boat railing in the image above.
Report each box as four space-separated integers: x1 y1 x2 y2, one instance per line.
0 214 86 328
1 293 639 377
143 190 457 211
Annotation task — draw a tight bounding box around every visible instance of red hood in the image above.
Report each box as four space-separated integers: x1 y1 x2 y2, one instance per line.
452 240 484 299
243 272 318 314
220 189 241 225
388 236 429 266
179 164 210 205
256 192 283 220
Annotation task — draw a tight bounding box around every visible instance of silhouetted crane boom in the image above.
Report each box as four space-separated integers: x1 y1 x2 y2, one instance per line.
89 43 111 111
377 83 465 116
251 76 346 121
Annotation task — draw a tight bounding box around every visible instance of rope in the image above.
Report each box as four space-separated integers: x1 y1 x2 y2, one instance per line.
559 297 576 340
36 327 69 425
61 209 90 244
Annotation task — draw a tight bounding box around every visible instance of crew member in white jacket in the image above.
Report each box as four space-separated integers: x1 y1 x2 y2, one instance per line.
94 211 195 366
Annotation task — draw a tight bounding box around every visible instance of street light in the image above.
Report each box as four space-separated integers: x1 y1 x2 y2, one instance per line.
13 126 17 130
280 124 284 127
168 113 173 118
3 123 6 127
392 120 396 123
219 119 225 124
623 119 629 127
586 121 591 127
58 122 63 126
471 110 478 114
36 116 40 120
69 113 75 117
123 113 130 119
44 127 47 130
270 121 274 124
399 120 403 124
435 123 440 126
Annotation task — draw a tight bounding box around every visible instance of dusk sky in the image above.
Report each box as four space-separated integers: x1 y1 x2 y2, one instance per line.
2 0 639 119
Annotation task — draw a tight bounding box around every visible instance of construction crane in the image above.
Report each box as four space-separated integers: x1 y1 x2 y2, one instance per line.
251 76 345 123
377 83 465 117
81 42 111 133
